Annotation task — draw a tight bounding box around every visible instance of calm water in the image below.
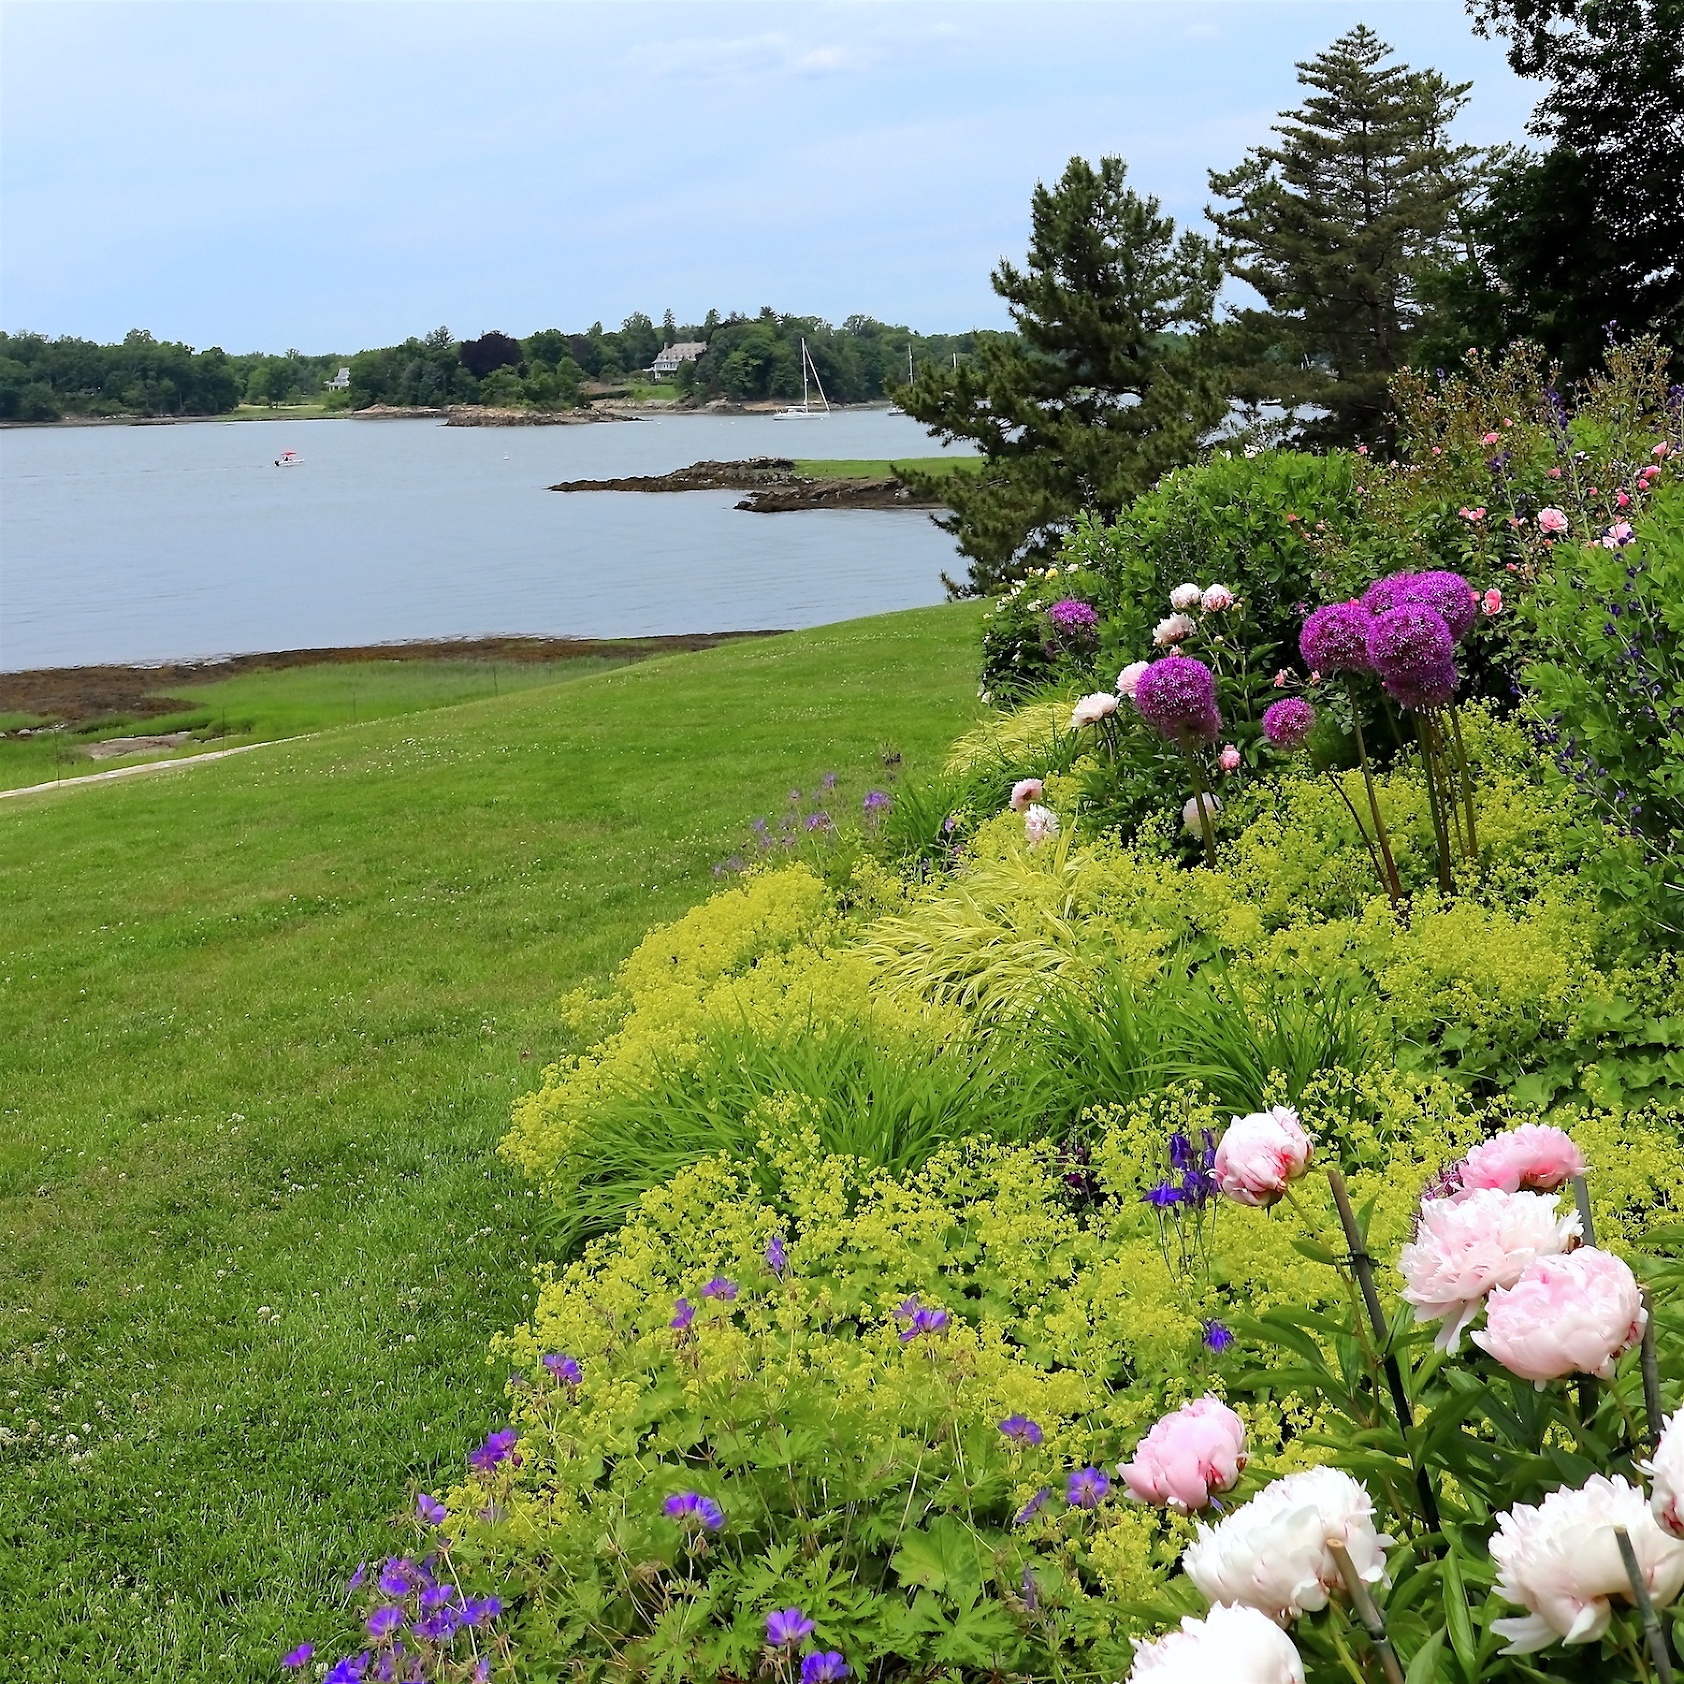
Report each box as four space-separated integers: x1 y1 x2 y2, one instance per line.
0 410 969 670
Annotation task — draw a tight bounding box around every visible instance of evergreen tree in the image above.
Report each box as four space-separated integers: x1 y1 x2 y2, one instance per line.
898 155 1223 596
1208 25 1479 445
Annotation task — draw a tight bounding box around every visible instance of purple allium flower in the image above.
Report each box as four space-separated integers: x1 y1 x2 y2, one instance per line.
1015 1486 1053 1525
766 1234 788 1276
282 1644 315 1670
1361 572 1424 618
1262 697 1316 752
670 1297 695 1331
416 1493 447 1527
468 1429 518 1473
1067 1466 1111 1508
1300 601 1375 674
378 1559 414 1597
999 1414 1044 1445
898 1306 950 1342
1405 571 1478 641
463 1595 503 1626
1202 1319 1235 1353
701 1274 738 1301
862 789 891 813
665 1491 726 1530
766 1607 817 1647
543 1353 582 1387
367 1606 404 1640
800 1651 850 1684
1366 604 1455 693
1143 1181 1184 1209
1385 655 1459 711
1047 598 1100 634
1132 656 1222 745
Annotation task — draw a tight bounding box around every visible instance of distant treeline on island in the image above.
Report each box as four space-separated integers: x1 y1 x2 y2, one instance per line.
0 311 992 421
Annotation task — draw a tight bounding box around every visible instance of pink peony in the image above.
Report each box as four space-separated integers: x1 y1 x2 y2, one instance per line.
1070 692 1118 728
1201 584 1235 613
1538 507 1569 535
1170 582 1204 612
1490 1475 1684 1653
1643 1409 1684 1539
1213 1107 1312 1207
1009 778 1044 813
1127 1603 1304 1683
1218 744 1242 774
1458 1123 1585 1194
1183 1467 1390 1624
1181 793 1221 836
1482 588 1503 616
1121 1396 1248 1512
1153 613 1197 647
1397 1189 1580 1353
1472 1247 1646 1386
1117 660 1150 699
1023 804 1059 847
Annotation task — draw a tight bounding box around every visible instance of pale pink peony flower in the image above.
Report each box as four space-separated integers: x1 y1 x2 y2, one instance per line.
1201 584 1235 613
1656 442 1674 459
1213 1107 1312 1207
1127 1602 1304 1683
1121 1396 1248 1512
1183 1467 1390 1624
1070 692 1119 728
1459 1123 1586 1194
1642 1409 1684 1539
1472 1247 1646 1386
1181 792 1221 836
1218 744 1242 774
1153 613 1197 647
1538 507 1570 535
1398 1189 1581 1353
1023 803 1059 847
1490 1474 1684 1653
1482 588 1503 616
1170 582 1204 612
1009 778 1044 812
1117 660 1150 699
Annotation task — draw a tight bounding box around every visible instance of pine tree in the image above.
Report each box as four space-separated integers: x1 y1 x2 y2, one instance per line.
1208 25 1479 445
898 155 1224 597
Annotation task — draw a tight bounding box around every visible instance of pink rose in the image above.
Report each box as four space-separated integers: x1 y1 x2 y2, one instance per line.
1127 1603 1304 1683
1482 431 1500 444
1642 465 1662 483
1355 444 1368 455
1656 442 1674 459
1120 1396 1248 1512
1547 467 1564 479
1218 744 1242 774
1009 778 1044 812
1538 507 1569 535
1458 506 1486 521
1482 588 1503 616
1272 669 1291 689
1398 1189 1580 1353
1458 1123 1585 1194
1213 1107 1312 1207
1643 1409 1684 1539
1616 491 1630 508
1472 1247 1646 1386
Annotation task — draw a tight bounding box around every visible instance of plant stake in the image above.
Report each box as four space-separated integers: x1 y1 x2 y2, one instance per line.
1615 1524 1676 1684
1328 1538 1406 1684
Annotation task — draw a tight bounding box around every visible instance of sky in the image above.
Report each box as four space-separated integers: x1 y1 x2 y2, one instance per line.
0 0 1539 354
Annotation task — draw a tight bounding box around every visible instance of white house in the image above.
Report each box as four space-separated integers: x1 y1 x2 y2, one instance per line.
325 366 351 391
650 342 706 378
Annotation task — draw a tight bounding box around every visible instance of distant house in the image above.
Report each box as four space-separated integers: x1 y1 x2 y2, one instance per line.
650 342 706 378
325 367 351 391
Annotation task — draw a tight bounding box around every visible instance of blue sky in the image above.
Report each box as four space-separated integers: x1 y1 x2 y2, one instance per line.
1 1 1538 354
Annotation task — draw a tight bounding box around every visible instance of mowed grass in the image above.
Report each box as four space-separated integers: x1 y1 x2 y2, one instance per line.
0 657 638 793
794 456 984 479
0 604 984 1680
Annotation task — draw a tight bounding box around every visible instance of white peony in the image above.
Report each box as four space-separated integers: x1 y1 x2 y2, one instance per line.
1023 804 1059 847
1070 692 1119 728
1490 1474 1684 1653
1397 1188 1580 1353
1642 1409 1684 1539
1169 582 1204 612
1183 1467 1391 1624
1153 613 1197 647
1128 1602 1304 1682
1182 793 1221 835
1117 660 1150 699
1201 583 1235 612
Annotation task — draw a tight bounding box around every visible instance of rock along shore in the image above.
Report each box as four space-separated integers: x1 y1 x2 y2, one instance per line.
548 458 948 512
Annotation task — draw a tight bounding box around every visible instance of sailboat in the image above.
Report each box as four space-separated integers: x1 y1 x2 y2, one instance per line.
773 338 830 419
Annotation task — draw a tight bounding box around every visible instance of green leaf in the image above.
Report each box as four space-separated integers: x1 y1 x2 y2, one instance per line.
1404 1626 1446 1684
1441 1549 1477 1681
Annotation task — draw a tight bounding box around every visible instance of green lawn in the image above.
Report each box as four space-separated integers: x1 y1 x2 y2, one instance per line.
0 604 983 1680
794 456 983 479
0 657 636 793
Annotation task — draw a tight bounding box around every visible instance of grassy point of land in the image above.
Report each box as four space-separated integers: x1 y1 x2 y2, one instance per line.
794 456 984 479
0 603 983 1680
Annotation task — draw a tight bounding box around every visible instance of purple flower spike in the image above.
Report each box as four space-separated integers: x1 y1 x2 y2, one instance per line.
800 1651 850 1684
366 1605 405 1640
1014 1486 1052 1525
766 1234 788 1276
542 1353 582 1386
766 1607 817 1647
416 1493 447 1527
282 1644 315 1670
1262 697 1316 752
998 1414 1044 1446
702 1274 738 1301
1299 601 1374 674
468 1428 518 1473
670 1297 695 1331
1066 1466 1111 1508
1203 1319 1236 1353
1133 656 1222 745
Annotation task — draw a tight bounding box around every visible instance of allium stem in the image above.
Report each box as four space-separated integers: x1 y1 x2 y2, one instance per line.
1183 749 1217 866
1415 715 1455 893
1447 705 1480 864
1326 1167 1442 1536
1615 1524 1677 1684
1321 767 1397 908
1345 681 1404 904
1328 1540 1406 1684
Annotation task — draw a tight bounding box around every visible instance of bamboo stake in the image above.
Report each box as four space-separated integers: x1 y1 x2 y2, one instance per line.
1329 1540 1406 1684
1615 1525 1676 1684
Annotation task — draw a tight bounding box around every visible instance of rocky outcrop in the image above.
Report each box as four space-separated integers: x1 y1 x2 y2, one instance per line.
549 459 946 510
550 458 799 493
736 478 942 512
445 406 630 427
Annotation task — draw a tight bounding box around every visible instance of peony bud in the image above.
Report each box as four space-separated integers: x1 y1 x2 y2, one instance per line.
1213 1107 1312 1207
1200 584 1235 613
1170 582 1204 612
1153 613 1197 647
1120 1396 1247 1513
1218 744 1242 774
1181 793 1221 836
1127 1602 1304 1682
1117 660 1150 699
1009 778 1043 813
1472 1247 1646 1386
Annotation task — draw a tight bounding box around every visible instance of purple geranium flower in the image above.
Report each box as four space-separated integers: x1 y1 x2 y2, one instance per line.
766 1607 817 1647
862 790 891 813
543 1353 583 1386
282 1644 315 1670
377 1559 414 1597
1014 1486 1052 1525
702 1274 738 1301
325 1659 370 1684
1203 1319 1236 1353
468 1429 518 1473
665 1491 726 1531
670 1297 695 1331
998 1414 1044 1446
416 1493 447 1527
1066 1466 1111 1508
1262 697 1316 751
766 1234 788 1276
463 1595 503 1626
800 1651 850 1684
1300 601 1374 674
347 1563 367 1592
898 1305 950 1342
1133 656 1222 745
412 1609 459 1642
367 1605 405 1640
